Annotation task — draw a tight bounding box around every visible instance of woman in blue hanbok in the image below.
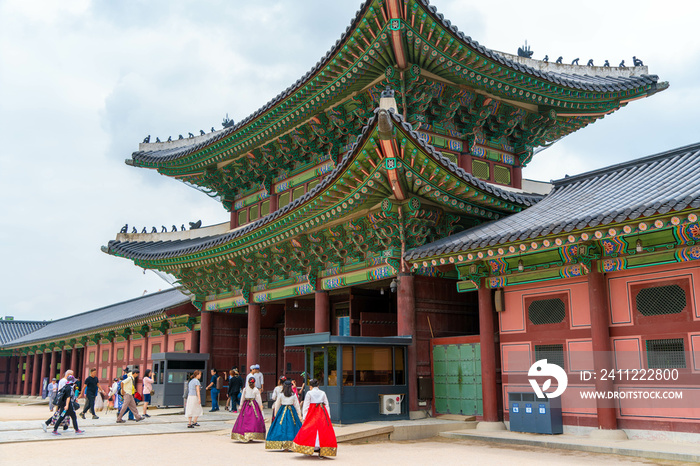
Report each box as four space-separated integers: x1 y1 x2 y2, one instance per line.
265 381 302 450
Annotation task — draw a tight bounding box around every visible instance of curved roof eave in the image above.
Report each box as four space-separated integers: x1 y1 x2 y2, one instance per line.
127 0 664 171
405 142 700 262
108 110 542 265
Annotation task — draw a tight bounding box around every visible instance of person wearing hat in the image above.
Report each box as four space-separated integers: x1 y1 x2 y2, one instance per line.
50 375 84 436
245 364 264 392
47 378 58 411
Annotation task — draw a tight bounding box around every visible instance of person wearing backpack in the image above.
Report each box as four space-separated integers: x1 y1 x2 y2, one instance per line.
116 369 143 423
48 375 84 436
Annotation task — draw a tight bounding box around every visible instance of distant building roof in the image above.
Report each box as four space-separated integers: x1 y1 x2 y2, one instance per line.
407 142 700 260
0 320 48 346
1 289 191 349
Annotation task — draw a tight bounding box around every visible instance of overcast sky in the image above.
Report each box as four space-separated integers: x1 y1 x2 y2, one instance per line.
1 1 698 322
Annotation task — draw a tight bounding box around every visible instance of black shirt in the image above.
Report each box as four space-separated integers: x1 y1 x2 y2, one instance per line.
84 376 99 397
228 375 243 397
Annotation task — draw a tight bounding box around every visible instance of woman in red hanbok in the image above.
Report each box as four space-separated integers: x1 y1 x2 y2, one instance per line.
291 379 337 457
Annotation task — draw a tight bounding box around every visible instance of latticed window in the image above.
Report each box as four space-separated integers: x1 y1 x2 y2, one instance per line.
260 199 270 216
102 350 109 362
293 186 306 201
472 160 490 180
249 204 259 222
133 346 142 360
442 152 458 165
494 165 511 185
237 210 247 225
528 298 566 325
116 348 124 361
174 341 185 352
646 339 686 368
636 284 687 316
278 191 291 208
534 344 565 369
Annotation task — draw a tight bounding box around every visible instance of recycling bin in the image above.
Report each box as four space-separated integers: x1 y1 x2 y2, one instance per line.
508 392 562 434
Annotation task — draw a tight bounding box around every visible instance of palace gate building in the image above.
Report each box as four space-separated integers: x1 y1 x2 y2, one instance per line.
7 0 695 438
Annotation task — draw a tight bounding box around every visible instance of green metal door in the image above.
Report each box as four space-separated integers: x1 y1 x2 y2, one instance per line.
433 343 483 416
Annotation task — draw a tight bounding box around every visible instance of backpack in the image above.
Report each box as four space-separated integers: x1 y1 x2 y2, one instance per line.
53 384 70 408
52 387 63 407
216 375 223 390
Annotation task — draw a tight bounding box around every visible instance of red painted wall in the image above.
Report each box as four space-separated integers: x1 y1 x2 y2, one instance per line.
499 263 700 433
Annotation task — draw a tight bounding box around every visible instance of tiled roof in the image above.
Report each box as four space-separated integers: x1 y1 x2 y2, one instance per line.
0 320 48 346
1 289 191 348
406 142 700 260
108 110 542 262
130 0 663 165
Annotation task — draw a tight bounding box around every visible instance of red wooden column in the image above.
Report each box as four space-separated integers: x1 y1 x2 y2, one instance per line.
478 279 500 423
70 347 78 378
142 333 150 375
588 264 618 430
59 349 67 377
247 303 261 370
314 290 330 333
125 336 132 372
40 352 49 393
31 352 40 396
200 311 213 357
109 339 116 382
397 273 418 413
49 350 58 381
16 354 25 395
22 354 31 395
4 356 12 395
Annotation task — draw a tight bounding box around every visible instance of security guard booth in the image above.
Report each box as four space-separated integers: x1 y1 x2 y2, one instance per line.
285 333 411 424
150 352 209 407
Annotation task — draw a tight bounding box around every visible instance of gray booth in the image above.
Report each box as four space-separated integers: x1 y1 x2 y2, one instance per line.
285 333 411 424
150 352 209 408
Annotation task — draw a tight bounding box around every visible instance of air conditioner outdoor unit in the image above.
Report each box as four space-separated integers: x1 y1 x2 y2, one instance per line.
379 394 403 415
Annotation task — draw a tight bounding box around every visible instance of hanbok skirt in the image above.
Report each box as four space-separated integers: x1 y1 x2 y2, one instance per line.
291 403 337 457
231 399 266 442
265 405 302 450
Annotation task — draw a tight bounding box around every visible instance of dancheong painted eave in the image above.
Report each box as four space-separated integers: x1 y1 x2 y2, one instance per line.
106 109 543 268
405 142 700 262
126 0 666 175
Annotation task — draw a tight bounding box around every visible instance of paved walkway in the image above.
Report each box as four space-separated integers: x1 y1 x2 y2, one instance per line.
1 398 698 463
441 429 700 463
0 407 234 443
0 403 471 445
